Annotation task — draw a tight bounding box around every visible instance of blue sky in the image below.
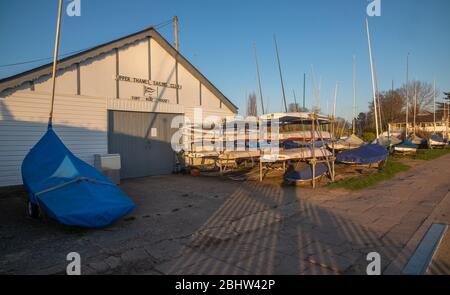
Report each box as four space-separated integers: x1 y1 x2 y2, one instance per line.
1 0 449 119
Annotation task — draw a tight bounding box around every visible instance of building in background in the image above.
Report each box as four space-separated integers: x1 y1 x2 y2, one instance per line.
0 27 238 186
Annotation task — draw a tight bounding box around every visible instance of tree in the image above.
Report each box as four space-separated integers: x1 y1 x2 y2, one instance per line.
246 92 258 117
288 103 309 113
399 80 435 116
372 90 404 130
356 112 369 133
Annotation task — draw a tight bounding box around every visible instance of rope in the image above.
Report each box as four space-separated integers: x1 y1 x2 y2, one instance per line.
35 176 115 197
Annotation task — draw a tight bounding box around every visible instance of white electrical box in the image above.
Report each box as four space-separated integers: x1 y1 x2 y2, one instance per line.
94 154 121 184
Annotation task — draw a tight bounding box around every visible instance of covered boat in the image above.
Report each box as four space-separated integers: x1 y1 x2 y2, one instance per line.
429 135 446 148
334 134 364 151
336 144 388 166
285 163 329 184
22 127 135 228
394 140 418 154
409 134 426 146
373 135 402 148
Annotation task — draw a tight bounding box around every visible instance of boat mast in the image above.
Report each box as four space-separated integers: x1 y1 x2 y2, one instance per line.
333 82 338 119
48 0 64 128
433 79 436 134
352 55 357 134
374 57 383 135
413 81 417 135
253 43 265 115
365 18 379 138
311 65 319 112
274 35 288 112
303 73 306 110
293 90 299 112
406 53 410 135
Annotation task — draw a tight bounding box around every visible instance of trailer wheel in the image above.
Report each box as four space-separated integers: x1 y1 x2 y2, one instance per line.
27 201 40 219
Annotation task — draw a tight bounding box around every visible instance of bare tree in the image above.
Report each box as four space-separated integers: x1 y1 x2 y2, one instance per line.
399 80 435 116
246 92 258 117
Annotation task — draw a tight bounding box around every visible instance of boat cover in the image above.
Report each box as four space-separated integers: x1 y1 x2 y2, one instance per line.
374 135 402 147
431 135 445 143
21 127 135 228
336 144 388 165
285 163 329 181
335 134 364 150
282 140 301 150
409 135 425 146
395 140 418 149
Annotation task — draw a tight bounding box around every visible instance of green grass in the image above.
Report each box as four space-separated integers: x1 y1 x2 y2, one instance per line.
412 147 450 161
329 158 411 191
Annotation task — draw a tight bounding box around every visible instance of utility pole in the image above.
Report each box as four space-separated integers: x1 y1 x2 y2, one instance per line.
174 16 179 51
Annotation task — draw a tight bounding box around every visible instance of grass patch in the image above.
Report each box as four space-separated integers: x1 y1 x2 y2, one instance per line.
329 158 411 191
412 147 450 161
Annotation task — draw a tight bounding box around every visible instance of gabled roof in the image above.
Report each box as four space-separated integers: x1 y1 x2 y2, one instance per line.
0 27 238 112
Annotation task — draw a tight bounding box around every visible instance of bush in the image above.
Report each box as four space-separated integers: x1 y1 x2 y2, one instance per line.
361 132 376 143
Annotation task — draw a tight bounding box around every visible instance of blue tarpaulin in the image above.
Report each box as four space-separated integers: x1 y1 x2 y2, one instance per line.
336 144 388 165
431 135 445 143
395 140 418 149
282 140 301 149
285 163 329 181
21 127 135 228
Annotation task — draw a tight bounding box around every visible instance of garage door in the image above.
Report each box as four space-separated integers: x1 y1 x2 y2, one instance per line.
108 111 181 179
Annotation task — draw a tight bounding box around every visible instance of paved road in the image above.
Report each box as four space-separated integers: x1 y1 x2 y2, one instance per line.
1 154 450 274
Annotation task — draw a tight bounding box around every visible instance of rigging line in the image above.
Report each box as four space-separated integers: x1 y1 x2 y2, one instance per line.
0 19 173 68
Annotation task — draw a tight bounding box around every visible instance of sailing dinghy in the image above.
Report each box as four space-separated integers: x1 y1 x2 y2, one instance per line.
336 144 388 166
393 139 418 154
21 0 134 228
284 163 329 185
22 126 135 227
334 134 364 151
429 135 446 148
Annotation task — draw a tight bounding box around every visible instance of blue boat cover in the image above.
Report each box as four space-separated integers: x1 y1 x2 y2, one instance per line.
282 140 301 150
285 163 329 181
431 135 445 143
282 140 328 150
395 140 418 149
21 127 135 228
336 144 388 165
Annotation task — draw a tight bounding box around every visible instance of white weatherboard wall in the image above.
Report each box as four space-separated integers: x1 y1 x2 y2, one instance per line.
0 92 107 186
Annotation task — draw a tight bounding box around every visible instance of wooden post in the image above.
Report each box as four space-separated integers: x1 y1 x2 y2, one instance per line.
174 16 179 51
